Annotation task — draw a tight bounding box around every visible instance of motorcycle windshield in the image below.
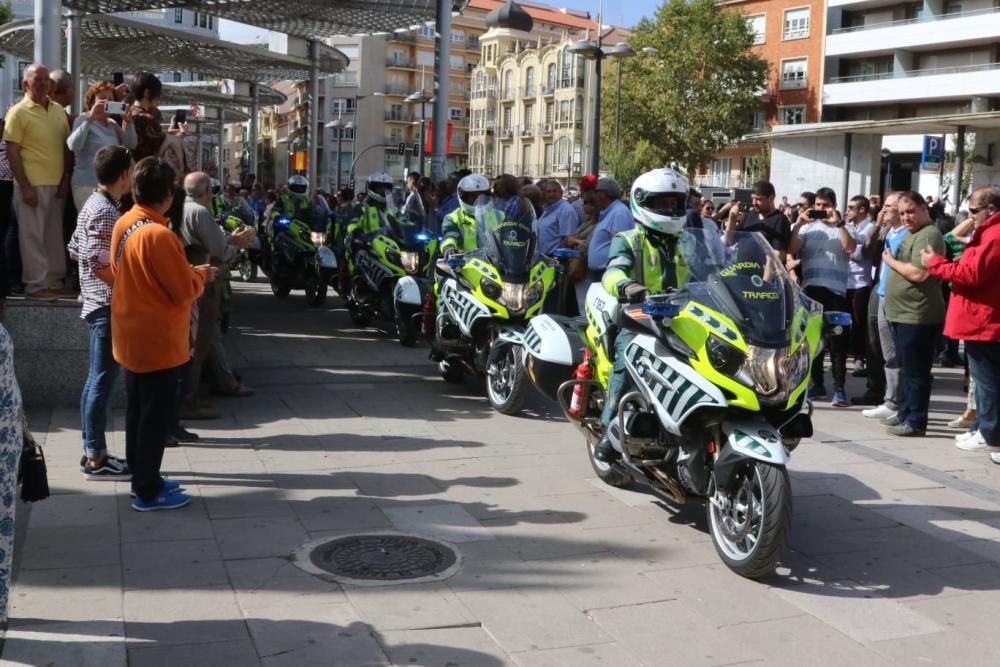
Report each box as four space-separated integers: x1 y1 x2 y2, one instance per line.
674 228 799 347
389 194 427 247
474 198 539 281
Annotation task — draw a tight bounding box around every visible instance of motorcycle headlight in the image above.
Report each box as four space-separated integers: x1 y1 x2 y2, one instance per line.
401 251 421 274
706 335 746 377
736 344 810 400
525 281 544 306
310 231 326 245
501 282 526 312
480 276 502 301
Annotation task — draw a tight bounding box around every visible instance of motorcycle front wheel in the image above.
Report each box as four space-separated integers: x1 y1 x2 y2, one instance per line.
486 343 528 415
305 278 327 308
238 256 258 282
270 276 291 298
395 307 418 347
707 462 792 579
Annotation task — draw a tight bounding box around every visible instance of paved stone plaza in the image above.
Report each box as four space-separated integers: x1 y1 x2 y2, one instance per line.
4 280 1000 666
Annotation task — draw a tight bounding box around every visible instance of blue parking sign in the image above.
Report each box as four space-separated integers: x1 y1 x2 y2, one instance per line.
921 135 945 173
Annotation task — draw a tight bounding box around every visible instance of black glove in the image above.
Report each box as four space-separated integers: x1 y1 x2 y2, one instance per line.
620 281 649 304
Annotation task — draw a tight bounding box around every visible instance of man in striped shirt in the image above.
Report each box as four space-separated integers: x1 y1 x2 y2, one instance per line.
67 145 132 479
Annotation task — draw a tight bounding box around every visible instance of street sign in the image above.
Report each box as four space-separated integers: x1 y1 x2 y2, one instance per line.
921 135 945 173
398 142 406 156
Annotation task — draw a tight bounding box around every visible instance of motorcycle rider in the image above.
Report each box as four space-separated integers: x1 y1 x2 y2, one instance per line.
272 174 314 224
346 172 395 242
440 173 491 257
594 168 693 463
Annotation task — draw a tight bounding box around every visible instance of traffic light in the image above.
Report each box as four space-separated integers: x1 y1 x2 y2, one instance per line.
398 142 406 155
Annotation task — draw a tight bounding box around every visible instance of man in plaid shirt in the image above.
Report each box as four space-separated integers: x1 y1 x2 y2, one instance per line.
67 145 133 479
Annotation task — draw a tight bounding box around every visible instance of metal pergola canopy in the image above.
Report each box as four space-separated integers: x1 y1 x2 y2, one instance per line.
747 111 1000 142
62 0 469 38
0 14 347 82
161 82 287 108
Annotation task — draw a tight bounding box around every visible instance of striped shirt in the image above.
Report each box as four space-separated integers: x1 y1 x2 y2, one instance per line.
69 190 120 319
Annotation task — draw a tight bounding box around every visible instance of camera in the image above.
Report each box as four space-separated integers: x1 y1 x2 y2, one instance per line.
807 209 828 220
104 101 126 115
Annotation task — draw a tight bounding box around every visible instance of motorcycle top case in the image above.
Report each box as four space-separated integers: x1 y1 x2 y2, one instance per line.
523 314 585 400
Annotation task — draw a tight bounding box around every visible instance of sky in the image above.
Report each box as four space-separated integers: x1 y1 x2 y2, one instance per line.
218 0 661 44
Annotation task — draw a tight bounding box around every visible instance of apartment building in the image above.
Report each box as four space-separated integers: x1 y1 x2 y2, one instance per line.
299 0 596 188
702 0 825 188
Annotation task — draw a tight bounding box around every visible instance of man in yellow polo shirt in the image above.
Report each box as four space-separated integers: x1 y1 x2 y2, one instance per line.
3 63 74 300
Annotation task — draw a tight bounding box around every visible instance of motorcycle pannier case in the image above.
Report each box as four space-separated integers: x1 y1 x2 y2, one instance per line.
523 315 585 401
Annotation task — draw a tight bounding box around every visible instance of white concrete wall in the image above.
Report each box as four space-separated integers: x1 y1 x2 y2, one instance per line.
771 134 881 208
827 12 1000 56
823 67 1000 106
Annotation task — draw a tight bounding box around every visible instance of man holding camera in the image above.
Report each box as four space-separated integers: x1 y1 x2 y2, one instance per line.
728 181 791 261
788 187 857 407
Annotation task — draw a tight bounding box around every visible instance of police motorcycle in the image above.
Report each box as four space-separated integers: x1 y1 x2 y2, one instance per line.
432 197 558 415
344 195 436 337
221 202 262 283
265 177 337 308
386 195 441 346
521 227 823 577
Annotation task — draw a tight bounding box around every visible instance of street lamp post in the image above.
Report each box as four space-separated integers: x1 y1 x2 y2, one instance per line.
568 34 604 175
348 92 383 190
881 147 892 194
406 90 433 177
604 43 635 148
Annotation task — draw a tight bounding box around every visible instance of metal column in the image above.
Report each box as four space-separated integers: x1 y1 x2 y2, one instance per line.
308 40 320 190
841 133 853 212
431 0 451 183
418 101 426 176
217 111 225 186
196 120 204 171
335 114 343 193
951 125 966 215
249 83 259 184
67 11 83 115
34 0 60 69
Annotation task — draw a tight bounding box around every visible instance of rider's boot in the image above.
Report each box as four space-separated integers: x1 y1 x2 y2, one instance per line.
594 421 622 463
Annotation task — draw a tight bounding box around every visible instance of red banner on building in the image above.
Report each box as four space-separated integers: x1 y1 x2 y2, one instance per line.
424 121 454 154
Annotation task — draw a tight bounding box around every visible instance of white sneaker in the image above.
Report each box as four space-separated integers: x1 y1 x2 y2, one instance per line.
955 432 1000 452
955 430 979 443
990 453 1000 465
862 404 896 419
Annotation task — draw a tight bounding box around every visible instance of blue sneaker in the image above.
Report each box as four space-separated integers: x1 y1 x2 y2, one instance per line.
129 478 183 498
131 491 191 512
831 390 849 407
807 384 827 400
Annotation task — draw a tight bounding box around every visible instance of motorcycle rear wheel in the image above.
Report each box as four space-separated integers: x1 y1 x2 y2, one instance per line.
707 462 791 579
486 343 528 415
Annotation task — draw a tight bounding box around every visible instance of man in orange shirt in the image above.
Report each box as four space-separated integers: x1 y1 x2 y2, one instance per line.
111 157 216 511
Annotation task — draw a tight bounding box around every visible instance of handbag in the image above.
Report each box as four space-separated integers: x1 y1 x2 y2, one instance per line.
18 416 49 503
568 251 588 283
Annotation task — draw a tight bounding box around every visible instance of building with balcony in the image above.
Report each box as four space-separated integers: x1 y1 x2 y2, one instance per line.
467 1 616 183
308 0 596 186
701 0 826 188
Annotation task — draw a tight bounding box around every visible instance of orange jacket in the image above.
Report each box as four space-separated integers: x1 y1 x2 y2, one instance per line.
110 204 207 373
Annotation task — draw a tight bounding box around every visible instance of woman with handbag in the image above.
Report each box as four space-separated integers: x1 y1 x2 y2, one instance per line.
0 322 24 629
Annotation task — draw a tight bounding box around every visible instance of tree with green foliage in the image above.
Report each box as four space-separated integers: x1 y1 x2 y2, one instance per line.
602 139 660 191
600 0 768 176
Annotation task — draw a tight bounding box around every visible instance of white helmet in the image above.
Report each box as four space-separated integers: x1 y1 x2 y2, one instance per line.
630 167 689 235
210 178 221 194
458 173 490 215
288 175 309 194
366 171 394 205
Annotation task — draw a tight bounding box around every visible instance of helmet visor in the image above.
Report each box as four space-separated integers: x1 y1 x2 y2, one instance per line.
460 190 489 207
635 191 686 219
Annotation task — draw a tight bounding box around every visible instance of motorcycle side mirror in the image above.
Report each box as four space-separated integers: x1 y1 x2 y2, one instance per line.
552 248 579 261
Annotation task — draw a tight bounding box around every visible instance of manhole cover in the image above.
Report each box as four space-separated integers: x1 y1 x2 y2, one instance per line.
294 533 461 586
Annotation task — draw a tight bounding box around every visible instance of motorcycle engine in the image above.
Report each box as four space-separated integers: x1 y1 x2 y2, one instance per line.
621 409 668 461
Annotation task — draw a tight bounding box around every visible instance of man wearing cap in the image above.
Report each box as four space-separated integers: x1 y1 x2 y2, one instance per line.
586 177 634 279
